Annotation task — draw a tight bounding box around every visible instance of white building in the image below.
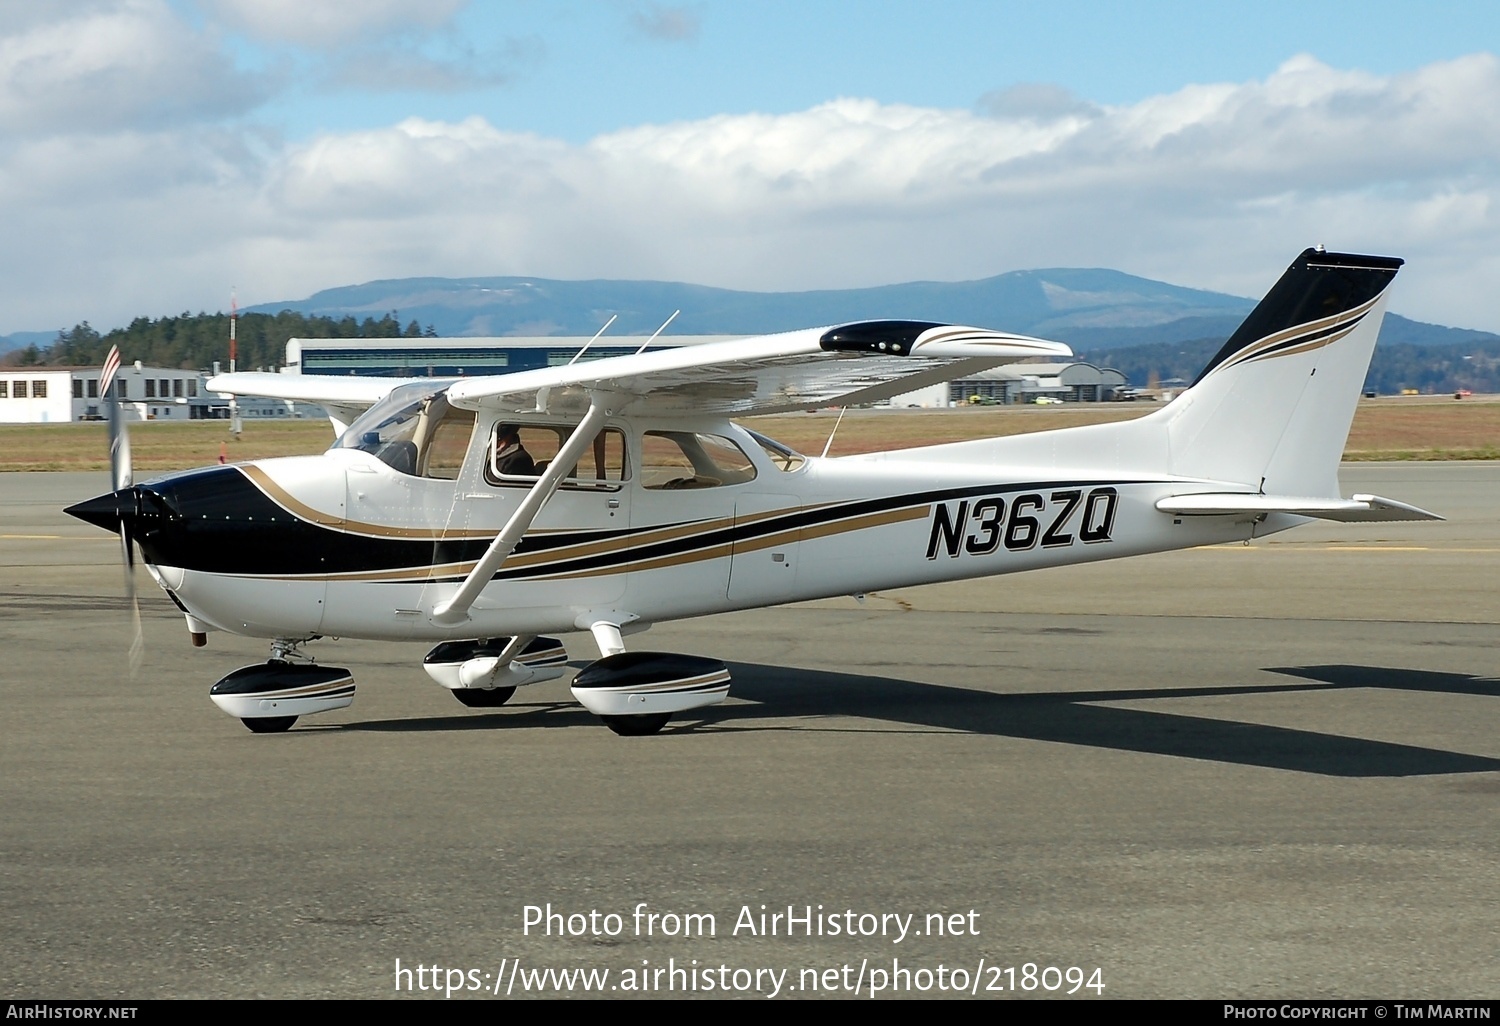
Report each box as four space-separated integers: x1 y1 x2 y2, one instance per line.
0 368 73 423
0 362 318 424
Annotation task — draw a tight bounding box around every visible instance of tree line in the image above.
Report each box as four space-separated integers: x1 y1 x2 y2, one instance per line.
2 311 436 372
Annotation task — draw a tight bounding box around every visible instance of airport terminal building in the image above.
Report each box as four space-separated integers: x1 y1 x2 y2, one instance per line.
284 335 740 378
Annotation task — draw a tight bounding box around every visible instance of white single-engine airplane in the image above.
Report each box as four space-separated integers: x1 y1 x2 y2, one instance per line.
68 249 1439 735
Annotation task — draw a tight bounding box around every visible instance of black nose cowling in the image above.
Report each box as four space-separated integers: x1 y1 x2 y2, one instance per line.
65 486 177 537
64 488 139 536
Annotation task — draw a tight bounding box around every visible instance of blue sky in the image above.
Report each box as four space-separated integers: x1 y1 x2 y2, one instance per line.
223 2 1500 142
4 1 1500 334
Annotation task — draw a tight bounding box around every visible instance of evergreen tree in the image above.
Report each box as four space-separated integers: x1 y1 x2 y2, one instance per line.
28 311 437 371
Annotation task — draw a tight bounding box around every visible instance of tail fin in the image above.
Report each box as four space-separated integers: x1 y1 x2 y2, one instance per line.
1160 248 1402 497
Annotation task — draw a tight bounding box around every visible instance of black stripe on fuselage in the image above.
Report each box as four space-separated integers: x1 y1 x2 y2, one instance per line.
131 466 627 576
490 478 1161 581
131 466 1164 580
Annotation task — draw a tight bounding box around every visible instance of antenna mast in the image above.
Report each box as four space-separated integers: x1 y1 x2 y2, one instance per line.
229 288 242 438
230 287 238 374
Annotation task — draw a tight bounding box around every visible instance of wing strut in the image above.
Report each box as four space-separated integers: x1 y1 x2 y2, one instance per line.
431 400 611 626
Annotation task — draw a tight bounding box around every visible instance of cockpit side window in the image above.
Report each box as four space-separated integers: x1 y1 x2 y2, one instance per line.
416 401 476 479
641 432 757 489
484 423 627 489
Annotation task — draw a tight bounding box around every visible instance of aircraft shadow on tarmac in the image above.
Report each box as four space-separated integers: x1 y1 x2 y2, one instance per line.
343 661 1500 778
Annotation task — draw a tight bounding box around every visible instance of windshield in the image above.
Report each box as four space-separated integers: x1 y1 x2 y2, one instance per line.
333 381 461 475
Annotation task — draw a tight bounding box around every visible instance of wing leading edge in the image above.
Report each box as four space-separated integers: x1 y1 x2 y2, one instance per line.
444 321 1073 416
204 372 438 433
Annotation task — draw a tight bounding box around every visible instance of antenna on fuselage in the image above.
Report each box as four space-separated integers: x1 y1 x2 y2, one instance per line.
634 309 679 355
820 406 847 458
567 314 618 366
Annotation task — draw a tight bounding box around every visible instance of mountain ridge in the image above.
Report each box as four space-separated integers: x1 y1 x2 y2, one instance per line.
11 267 1500 393
242 267 1259 340
240 267 1497 355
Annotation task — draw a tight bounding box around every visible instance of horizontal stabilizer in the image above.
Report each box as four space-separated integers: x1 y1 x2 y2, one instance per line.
1155 492 1443 522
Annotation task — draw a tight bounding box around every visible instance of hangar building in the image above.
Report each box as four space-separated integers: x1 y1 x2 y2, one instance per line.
283 336 1128 408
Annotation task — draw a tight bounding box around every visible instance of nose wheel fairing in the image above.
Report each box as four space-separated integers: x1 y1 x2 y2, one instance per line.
209 661 355 732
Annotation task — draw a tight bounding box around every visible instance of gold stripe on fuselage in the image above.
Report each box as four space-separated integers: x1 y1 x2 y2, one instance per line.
523 504 927 581
229 498 927 585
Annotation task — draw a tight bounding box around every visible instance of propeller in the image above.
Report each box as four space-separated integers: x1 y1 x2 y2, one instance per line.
101 346 144 676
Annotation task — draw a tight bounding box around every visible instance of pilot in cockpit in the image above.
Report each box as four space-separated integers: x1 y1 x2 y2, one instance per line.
492 424 536 477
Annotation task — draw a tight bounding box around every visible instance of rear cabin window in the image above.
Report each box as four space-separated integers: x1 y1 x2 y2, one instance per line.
486 424 627 489
640 432 757 489
745 429 806 472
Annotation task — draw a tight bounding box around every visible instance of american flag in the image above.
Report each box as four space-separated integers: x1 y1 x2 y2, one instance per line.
100 345 121 398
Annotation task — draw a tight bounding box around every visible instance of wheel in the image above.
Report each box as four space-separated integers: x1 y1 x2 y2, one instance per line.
452 686 517 708
600 713 671 736
242 716 297 733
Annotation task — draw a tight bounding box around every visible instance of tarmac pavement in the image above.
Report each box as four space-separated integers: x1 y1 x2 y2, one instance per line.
1 465 1497 999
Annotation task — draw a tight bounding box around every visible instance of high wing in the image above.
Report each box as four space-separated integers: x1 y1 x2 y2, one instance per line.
204 371 438 433
444 321 1073 416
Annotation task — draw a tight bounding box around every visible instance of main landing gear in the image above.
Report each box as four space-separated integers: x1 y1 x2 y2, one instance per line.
421 636 570 706
566 623 731 737
452 686 517 708
428 626 732 737
243 716 299 734
598 713 672 737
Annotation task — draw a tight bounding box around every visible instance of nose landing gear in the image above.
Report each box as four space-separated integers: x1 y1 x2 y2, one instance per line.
209 638 353 733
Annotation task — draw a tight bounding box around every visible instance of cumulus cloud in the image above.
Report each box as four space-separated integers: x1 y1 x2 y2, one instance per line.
4 53 1500 332
628 4 702 43
199 0 468 47
0 0 268 135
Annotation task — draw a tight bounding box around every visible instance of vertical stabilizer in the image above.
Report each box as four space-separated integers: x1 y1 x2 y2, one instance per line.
1161 249 1402 497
